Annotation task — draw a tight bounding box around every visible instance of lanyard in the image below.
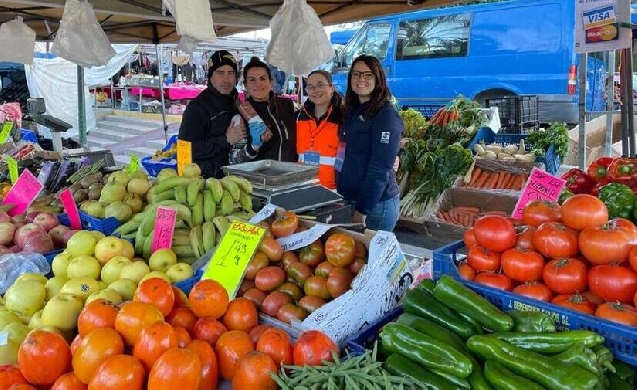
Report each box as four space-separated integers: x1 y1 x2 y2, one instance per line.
308 105 333 149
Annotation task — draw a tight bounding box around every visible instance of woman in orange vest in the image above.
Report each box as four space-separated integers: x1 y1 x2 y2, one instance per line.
297 70 343 189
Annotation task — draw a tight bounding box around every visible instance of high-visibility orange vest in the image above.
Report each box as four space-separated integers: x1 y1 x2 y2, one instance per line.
296 101 341 189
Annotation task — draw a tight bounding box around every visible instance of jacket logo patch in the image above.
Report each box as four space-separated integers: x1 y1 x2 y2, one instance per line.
380 132 390 143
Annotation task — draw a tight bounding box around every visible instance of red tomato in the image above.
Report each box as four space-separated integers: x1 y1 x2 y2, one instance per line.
610 218 637 244
532 222 579 259
522 200 561 227
501 248 545 283
551 294 596 315
473 216 517 252
474 273 513 291
560 194 608 231
578 224 632 265
581 290 604 308
271 211 299 238
512 282 553 302
324 234 356 267
628 246 637 273
588 264 637 303
457 262 476 281
463 228 477 248
515 226 536 251
467 246 501 273
542 257 588 295
596 302 637 326
293 330 339 366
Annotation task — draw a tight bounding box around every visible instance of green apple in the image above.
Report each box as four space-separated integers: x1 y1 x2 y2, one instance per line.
0 311 21 330
28 309 44 329
86 289 123 306
100 256 132 284
97 280 108 291
121 239 135 259
0 334 19 365
66 230 98 256
15 272 48 285
140 271 171 284
51 253 73 278
90 231 106 241
41 293 83 330
44 276 68 301
4 322 29 344
94 236 128 265
120 261 150 283
107 279 137 301
149 248 177 272
60 277 101 302
166 263 194 283
5 280 46 317
67 255 101 280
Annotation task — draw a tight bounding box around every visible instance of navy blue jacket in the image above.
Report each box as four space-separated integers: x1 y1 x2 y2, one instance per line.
336 100 403 215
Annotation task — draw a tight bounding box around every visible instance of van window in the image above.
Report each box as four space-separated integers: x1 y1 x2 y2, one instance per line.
397 14 470 60
336 23 391 69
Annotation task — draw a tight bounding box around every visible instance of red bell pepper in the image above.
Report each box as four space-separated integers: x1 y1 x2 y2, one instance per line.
607 158 637 188
561 168 595 194
586 157 615 182
591 178 611 197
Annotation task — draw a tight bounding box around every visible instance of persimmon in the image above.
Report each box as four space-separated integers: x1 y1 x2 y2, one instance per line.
133 277 175 317
133 322 178 372
189 279 229 319
293 330 338 366
166 307 198 332
174 327 192 348
18 330 71 386
192 317 227 346
88 355 145 390
0 365 28 389
222 298 258 333
186 340 219 390
70 334 83 356
147 348 201 390
7 384 36 390
232 351 278 390
249 324 273 344
114 301 164 346
215 330 254 380
77 299 119 337
72 328 125 384
51 372 87 390
172 286 190 308
256 327 293 367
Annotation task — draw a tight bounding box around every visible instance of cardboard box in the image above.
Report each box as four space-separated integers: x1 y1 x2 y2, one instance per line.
563 114 625 166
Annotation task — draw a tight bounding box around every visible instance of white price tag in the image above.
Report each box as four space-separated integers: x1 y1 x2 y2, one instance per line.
0 331 8 346
276 223 331 251
249 203 278 224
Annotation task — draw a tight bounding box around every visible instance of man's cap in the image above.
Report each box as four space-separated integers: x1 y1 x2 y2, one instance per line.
207 50 238 78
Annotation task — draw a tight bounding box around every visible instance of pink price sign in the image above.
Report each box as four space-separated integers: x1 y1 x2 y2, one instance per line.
2 170 44 217
152 206 177 253
59 188 82 229
512 168 565 220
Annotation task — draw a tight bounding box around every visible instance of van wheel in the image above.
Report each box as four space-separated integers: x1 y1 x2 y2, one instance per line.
474 89 516 107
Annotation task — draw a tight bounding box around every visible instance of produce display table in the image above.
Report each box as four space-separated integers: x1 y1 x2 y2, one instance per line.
130 86 162 99
164 83 205 100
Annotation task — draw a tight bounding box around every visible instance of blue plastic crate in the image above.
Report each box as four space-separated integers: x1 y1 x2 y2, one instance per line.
79 211 121 235
44 248 64 278
58 213 87 230
174 267 204 296
401 104 444 119
346 306 403 356
433 240 637 367
141 135 178 177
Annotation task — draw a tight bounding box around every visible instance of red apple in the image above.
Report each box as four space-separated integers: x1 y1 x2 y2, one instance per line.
9 245 20 253
12 222 24 229
0 210 11 223
14 223 47 249
25 211 40 223
0 245 11 256
49 225 71 247
62 230 80 246
10 214 25 224
0 222 15 246
33 212 60 232
21 232 54 254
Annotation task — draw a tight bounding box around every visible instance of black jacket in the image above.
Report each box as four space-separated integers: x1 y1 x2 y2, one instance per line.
178 85 240 178
247 93 298 163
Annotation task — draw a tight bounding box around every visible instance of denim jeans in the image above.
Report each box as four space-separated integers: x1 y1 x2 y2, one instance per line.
364 195 400 232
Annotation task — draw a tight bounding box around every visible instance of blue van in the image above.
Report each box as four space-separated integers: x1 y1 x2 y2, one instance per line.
330 0 607 124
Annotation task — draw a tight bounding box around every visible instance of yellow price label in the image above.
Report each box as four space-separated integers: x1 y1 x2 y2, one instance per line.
125 154 141 174
202 220 266 298
0 122 13 144
6 156 17 184
176 140 192 176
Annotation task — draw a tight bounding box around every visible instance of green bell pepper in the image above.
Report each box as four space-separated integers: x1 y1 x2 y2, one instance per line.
598 183 635 219
508 311 556 333
551 343 601 376
483 360 545 390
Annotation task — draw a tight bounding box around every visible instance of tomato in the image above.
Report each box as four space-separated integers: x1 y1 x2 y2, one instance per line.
315 261 335 278
244 252 270 280
114 301 165 346
304 275 331 299
215 330 255 381
18 330 71 386
256 328 293 367
630 246 637 273
133 277 175 317
271 211 299 238
147 348 202 390
551 294 596 315
578 224 632 265
238 279 255 297
232 351 278 390
259 237 284 262
474 273 513 291
463 228 477 248
542 257 588 295
73 328 125 384
501 248 545 282
186 340 219 390
512 282 553 302
242 288 267 310
280 251 299 270
596 302 637 326
277 282 303 302
588 264 637 303
560 194 608 231
166 307 198 333
192 317 227 346
354 240 367 259
611 218 637 244
293 330 339 366
254 266 286 292
515 226 536 251
77 299 119 337
189 279 229 319
532 222 579 259
260 291 292 317
88 354 145 390
222 298 258 333
327 267 353 298
581 290 604 308
0 365 27 389
297 240 325 267
348 258 366 276
467 246 501 273
472 215 516 252
324 233 356 267
298 295 326 313
249 325 274 344
174 327 192 348
133 322 178 372
51 372 85 390
522 200 561 227
457 262 476 281
276 303 309 324
286 261 312 287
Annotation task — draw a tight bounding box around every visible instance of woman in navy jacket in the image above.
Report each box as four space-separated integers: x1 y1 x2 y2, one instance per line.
336 55 403 231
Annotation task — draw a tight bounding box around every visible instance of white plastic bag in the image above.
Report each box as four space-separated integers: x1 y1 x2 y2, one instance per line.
265 0 334 76
52 0 116 68
0 17 36 65
162 0 217 54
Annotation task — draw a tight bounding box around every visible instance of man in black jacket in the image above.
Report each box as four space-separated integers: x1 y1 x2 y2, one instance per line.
178 50 246 178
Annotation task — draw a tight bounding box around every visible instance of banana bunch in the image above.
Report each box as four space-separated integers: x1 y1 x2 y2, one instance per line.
113 173 255 264
151 143 177 161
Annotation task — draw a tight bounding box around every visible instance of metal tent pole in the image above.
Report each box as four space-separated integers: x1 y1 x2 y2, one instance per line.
605 50 616 156
578 54 587 169
77 65 87 148
620 48 635 156
153 24 168 144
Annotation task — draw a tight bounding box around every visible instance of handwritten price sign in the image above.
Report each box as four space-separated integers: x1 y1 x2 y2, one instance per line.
176 140 192 176
203 221 266 298
59 188 82 229
2 170 44 217
152 206 177 253
512 168 565 220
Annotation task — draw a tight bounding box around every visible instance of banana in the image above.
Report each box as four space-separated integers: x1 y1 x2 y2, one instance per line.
226 175 253 194
114 218 142 236
192 192 204 226
238 191 253 212
169 204 193 227
187 178 204 206
189 226 203 258
203 189 216 222
174 220 188 229
202 221 216 253
220 190 234 216
143 230 154 260
173 228 190 238
220 177 241 201
212 216 230 239
152 189 176 203
174 185 188 204
172 235 191 246
140 211 157 236
134 226 145 255
205 178 224 203
178 257 198 265
173 245 196 258
154 176 193 194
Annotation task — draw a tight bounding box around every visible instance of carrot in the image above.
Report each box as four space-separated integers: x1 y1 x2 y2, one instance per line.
474 172 489 188
439 109 450 126
454 206 480 214
437 211 445 221
450 210 460 224
503 174 516 189
495 172 506 189
463 213 471 227
519 174 529 189
514 176 525 190
484 173 498 189
482 210 508 216
498 173 511 189
470 168 482 186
